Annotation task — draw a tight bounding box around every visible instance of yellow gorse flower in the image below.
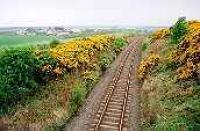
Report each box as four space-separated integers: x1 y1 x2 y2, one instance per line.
50 35 115 69
138 53 160 80
174 20 200 80
151 28 170 40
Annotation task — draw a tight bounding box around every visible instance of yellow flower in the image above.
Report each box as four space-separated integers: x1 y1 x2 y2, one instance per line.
50 35 114 69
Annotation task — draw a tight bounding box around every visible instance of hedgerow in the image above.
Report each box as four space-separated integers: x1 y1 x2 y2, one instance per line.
0 48 60 115
1 35 128 117
0 48 40 114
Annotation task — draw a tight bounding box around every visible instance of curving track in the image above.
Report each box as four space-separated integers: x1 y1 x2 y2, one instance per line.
64 37 142 131
88 38 142 131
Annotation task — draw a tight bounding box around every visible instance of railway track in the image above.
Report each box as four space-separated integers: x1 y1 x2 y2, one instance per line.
88 39 140 131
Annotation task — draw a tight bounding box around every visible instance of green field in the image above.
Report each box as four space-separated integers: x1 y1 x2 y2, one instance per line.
0 32 57 47
0 28 143 48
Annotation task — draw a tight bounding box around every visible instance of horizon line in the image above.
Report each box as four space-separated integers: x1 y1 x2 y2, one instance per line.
0 24 170 28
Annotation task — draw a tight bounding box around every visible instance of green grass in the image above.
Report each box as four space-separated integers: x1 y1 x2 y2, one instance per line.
0 32 56 47
1 32 132 130
0 30 136 48
140 37 200 131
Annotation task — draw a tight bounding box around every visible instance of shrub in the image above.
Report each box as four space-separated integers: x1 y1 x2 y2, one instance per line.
68 84 87 116
141 42 148 52
0 48 61 115
36 52 62 82
0 48 42 113
170 17 188 45
138 53 160 80
112 37 128 54
50 39 60 48
98 52 113 71
82 71 100 91
50 35 114 69
151 28 170 41
172 21 200 81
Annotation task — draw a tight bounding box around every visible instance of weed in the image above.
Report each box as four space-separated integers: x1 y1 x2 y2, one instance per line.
68 83 87 116
141 42 148 52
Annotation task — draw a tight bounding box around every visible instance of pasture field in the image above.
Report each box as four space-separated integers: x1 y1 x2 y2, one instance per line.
0 32 56 47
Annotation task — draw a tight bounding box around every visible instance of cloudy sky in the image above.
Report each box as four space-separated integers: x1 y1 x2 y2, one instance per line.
0 0 199 27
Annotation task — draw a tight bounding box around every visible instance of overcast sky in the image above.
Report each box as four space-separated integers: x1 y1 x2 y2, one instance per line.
0 0 199 27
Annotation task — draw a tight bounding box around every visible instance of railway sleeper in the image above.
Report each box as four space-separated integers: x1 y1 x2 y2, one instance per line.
111 96 125 100
99 124 119 131
106 108 122 113
107 104 123 110
112 94 125 98
102 116 121 123
110 98 124 103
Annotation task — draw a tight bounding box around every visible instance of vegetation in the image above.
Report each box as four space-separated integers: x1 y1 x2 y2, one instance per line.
112 37 128 54
138 53 160 80
141 41 149 52
69 83 87 116
170 17 188 45
0 48 40 114
98 52 114 71
0 34 129 129
139 18 200 130
49 39 60 48
0 33 55 47
173 20 200 81
151 28 170 41
0 48 62 115
50 35 115 68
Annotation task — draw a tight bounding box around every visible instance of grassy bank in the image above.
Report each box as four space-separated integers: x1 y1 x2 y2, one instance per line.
139 18 200 130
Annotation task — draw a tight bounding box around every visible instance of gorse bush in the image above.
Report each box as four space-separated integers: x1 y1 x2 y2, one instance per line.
170 17 188 45
171 20 200 81
138 53 160 80
50 35 115 69
0 48 41 113
151 28 170 41
112 37 128 54
36 52 62 82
